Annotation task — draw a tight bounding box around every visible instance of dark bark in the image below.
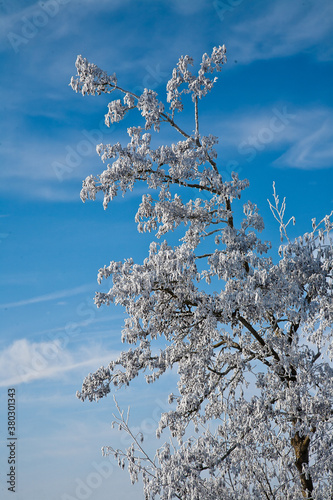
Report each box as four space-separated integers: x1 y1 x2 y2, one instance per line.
290 431 314 499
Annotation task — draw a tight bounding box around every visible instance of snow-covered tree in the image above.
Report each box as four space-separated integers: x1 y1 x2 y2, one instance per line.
70 46 333 499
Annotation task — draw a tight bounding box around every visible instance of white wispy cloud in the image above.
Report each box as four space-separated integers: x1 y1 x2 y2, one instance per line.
274 111 333 169
0 283 94 309
226 0 333 63
214 105 333 170
0 0 133 51
0 338 119 386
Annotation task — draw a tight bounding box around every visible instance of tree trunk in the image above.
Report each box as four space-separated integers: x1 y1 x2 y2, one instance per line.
290 431 314 499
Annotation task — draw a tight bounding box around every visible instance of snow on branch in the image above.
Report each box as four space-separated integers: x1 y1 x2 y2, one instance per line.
268 181 296 243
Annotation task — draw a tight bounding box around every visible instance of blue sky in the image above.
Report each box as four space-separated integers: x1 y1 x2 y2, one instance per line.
0 0 332 498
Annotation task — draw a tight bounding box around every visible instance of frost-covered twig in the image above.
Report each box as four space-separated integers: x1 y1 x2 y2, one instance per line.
268 182 295 243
